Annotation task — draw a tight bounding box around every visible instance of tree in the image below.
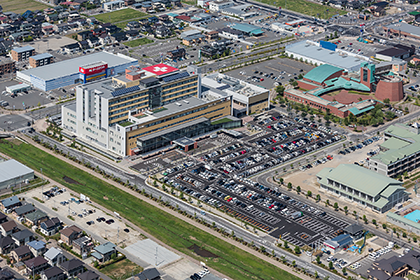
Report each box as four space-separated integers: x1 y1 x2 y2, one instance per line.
326 199 330 206
287 182 292 190
316 194 321 202
372 219 377 225
284 241 289 248
344 206 348 215
403 232 407 238
393 228 397 233
296 186 301 193
276 85 285 96
405 107 409 113
333 202 339 211
363 215 367 224
384 98 390 104
342 268 347 275
279 178 284 185
414 237 418 243
385 111 396 120
315 271 319 278
307 190 312 197
294 246 301 254
382 223 387 229
329 261 334 270
316 256 321 264
291 81 298 88
292 260 296 267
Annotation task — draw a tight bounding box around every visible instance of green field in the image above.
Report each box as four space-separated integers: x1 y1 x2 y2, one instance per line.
0 139 301 280
0 0 49 14
255 0 346 19
123 38 154 48
94 9 148 23
100 259 143 280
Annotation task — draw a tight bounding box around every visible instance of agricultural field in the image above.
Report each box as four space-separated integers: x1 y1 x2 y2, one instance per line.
94 8 148 23
0 0 50 14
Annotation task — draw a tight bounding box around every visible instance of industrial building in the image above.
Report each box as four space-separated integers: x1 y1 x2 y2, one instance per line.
369 123 420 178
17 51 137 91
201 73 269 117
29 53 54 68
0 159 35 190
230 23 263 36
375 47 410 61
317 164 408 213
61 63 238 156
285 40 370 71
10 46 35 62
383 22 420 40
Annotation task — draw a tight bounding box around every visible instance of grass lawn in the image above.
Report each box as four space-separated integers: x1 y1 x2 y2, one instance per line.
123 38 154 48
0 139 301 280
348 90 371 96
211 118 232 125
407 273 420 280
94 9 148 23
254 0 345 19
0 0 49 14
181 0 197 4
100 259 142 280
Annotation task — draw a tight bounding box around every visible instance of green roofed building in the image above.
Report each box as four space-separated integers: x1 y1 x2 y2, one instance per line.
368 123 420 178
303 64 343 85
231 23 263 36
317 164 408 213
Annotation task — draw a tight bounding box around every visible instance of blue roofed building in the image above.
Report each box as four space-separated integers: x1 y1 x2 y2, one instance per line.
91 242 116 263
324 234 354 251
231 23 263 36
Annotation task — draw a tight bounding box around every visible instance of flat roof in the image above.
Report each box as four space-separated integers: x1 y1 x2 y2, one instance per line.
142 63 178 76
376 47 408 57
286 40 370 71
29 53 53 60
231 23 263 35
385 22 420 38
380 137 410 151
12 46 35 53
173 136 196 146
19 51 136 81
6 84 30 91
0 159 33 183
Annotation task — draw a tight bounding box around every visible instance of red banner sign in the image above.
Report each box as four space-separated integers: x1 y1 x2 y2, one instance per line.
79 64 108 75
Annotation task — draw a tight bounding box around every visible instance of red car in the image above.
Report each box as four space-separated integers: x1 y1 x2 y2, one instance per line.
260 78 264 81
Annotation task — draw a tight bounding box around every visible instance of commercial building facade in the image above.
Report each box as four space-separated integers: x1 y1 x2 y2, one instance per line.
0 160 34 191
17 51 137 91
62 63 235 156
0 58 15 75
317 164 408 213
368 123 420 178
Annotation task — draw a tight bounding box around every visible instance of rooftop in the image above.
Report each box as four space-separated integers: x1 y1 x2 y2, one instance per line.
19 51 136 81
231 23 263 35
12 46 35 53
44 247 63 261
14 204 35 216
27 240 46 250
29 53 53 60
317 164 403 198
94 242 116 255
386 22 420 38
1 195 20 208
303 64 343 84
0 160 34 186
286 40 370 71
376 47 408 57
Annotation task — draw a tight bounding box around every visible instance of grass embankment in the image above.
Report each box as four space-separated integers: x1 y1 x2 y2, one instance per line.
0 0 49 14
211 118 233 125
123 38 154 48
253 0 345 19
0 140 301 280
94 9 148 23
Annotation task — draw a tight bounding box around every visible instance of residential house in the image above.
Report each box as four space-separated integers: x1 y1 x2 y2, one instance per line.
46 14 58 22
72 236 94 257
11 245 33 263
155 26 171 37
60 259 85 277
167 48 185 60
0 212 7 224
13 204 35 217
98 33 111 45
60 225 83 245
77 31 92 41
78 40 90 50
180 30 205 46
1 196 21 210
12 229 34 246
126 29 139 38
78 270 99 280
368 249 420 279
42 267 66 280
27 240 47 257
410 56 420 66
171 0 181 7
44 247 65 267
0 221 18 236
110 32 127 42
25 210 48 226
87 37 100 48
133 268 161 280
0 268 14 280
0 236 15 254
59 12 70 20
206 30 219 41
25 256 49 275
126 21 140 29
91 242 116 263
40 217 61 236
61 43 81 54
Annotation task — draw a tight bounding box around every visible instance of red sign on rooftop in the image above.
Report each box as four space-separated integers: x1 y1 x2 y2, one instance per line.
142 63 178 76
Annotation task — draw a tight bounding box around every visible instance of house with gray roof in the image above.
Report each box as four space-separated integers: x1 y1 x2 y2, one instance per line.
0 236 15 254
41 266 65 280
12 229 34 246
25 256 49 275
78 270 99 280
13 204 35 217
59 259 85 277
44 247 65 266
1 196 21 210
317 164 408 213
25 209 48 226
91 242 116 263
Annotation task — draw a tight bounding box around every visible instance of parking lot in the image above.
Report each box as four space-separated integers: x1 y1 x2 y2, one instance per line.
225 57 314 89
149 112 351 248
334 37 388 58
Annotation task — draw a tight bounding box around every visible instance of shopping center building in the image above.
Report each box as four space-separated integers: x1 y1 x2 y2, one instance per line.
62 63 236 157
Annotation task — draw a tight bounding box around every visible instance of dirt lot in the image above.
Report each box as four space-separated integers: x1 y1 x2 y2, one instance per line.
23 188 143 248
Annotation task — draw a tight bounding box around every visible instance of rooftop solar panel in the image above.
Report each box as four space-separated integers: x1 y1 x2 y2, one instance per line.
162 71 190 83
111 85 141 97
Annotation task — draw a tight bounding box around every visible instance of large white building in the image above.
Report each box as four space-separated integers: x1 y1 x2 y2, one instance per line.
209 0 234 11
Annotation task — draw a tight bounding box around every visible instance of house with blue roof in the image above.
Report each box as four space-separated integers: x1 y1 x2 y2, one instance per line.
1 196 21 210
27 240 46 256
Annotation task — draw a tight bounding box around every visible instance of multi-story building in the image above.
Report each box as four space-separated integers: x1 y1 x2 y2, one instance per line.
29 53 54 68
0 58 15 75
317 164 408 213
10 46 35 61
62 63 236 156
368 123 420 178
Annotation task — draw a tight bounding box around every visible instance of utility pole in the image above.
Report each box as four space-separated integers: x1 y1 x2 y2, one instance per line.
155 247 158 266
117 227 119 245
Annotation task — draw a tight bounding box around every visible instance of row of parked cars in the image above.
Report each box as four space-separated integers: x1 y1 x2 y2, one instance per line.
162 161 195 176
201 143 244 162
339 137 380 155
219 153 270 174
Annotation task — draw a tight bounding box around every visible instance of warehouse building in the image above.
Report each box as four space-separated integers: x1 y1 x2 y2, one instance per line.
17 51 137 91
10 46 35 62
0 159 34 190
317 164 408 213
368 123 420 178
375 47 410 62
29 53 54 68
62 63 237 156
383 22 420 41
